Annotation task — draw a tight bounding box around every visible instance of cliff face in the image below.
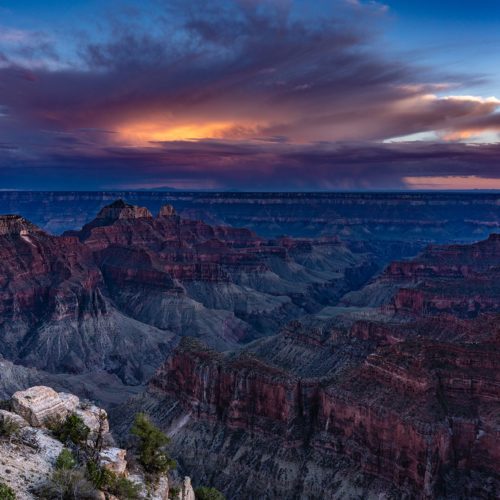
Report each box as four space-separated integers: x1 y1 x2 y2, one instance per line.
0 200 377 384
143 328 498 499
381 234 500 317
0 214 177 382
124 235 500 499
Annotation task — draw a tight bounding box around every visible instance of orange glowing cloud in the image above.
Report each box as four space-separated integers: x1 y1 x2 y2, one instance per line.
404 176 500 190
117 120 241 144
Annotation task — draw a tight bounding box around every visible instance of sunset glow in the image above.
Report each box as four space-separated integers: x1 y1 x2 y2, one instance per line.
0 0 499 190
404 176 500 190
117 121 239 144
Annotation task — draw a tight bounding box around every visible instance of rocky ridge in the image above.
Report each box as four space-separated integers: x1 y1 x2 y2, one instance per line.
0 385 196 499
1 191 499 243
116 235 500 499
0 199 377 392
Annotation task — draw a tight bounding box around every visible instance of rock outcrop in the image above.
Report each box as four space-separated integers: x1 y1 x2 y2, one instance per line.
158 204 177 218
0 214 43 236
100 447 127 475
12 386 70 427
1 385 196 499
0 386 126 499
179 477 195 500
95 199 153 222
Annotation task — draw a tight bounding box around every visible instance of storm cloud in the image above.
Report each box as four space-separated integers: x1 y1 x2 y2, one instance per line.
0 0 499 190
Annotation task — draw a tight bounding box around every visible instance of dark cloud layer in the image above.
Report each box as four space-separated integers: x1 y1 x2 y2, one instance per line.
0 0 499 190
2 139 500 191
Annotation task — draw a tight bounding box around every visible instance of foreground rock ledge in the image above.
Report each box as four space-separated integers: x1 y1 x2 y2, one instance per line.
1 385 196 500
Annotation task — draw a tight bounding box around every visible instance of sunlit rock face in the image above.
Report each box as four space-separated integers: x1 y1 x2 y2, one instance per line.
12 386 69 427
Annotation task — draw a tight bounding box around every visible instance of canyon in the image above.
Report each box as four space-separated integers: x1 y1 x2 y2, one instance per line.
1 191 499 242
0 194 498 499
0 198 378 390
115 235 500 499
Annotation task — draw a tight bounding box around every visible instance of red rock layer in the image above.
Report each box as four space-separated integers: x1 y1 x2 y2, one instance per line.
0 221 103 328
150 312 500 498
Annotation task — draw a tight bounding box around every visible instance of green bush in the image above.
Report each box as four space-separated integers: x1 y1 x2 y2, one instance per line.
109 476 141 499
38 469 96 499
55 449 76 470
0 482 16 500
195 486 225 500
86 460 140 499
86 459 114 490
51 413 90 446
0 416 20 439
130 413 176 474
169 485 181 498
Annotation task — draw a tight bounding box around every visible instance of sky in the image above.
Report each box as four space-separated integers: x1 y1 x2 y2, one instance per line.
0 0 500 191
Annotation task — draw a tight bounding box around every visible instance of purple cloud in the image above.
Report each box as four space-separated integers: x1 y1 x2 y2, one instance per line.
0 0 499 190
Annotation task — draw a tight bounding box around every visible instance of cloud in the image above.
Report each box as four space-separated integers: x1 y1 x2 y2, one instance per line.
1 137 499 190
0 26 60 69
0 0 498 190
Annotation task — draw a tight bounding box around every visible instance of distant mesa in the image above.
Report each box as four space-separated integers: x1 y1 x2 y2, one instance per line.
96 199 153 221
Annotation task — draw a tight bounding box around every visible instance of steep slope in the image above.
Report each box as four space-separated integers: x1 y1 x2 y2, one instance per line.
342 233 500 317
67 200 377 344
115 235 500 499
0 213 175 384
0 200 379 397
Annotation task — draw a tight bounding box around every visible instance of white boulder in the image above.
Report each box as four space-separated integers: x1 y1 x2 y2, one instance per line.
11 386 69 427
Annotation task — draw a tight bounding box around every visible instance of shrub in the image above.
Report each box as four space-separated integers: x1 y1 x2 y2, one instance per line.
86 460 140 499
130 413 176 474
0 416 20 439
0 482 16 500
38 468 96 499
195 486 225 500
87 460 111 490
86 459 114 490
169 485 181 498
55 449 76 470
109 476 141 499
51 413 90 446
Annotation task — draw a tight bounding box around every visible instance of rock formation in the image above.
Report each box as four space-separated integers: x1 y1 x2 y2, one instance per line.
116 235 500 499
12 386 70 427
1 385 196 499
0 200 377 387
